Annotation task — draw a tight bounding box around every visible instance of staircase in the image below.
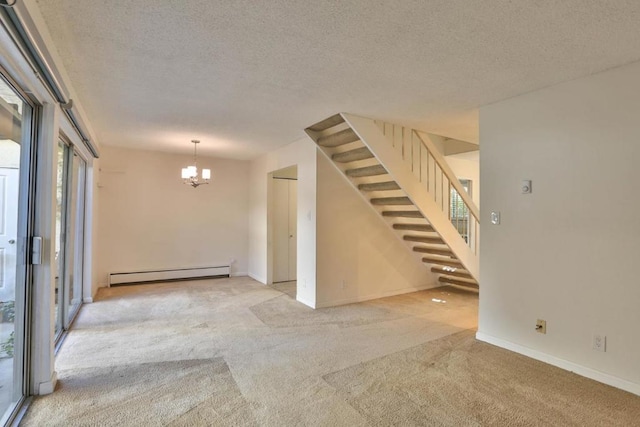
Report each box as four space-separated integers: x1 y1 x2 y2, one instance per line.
305 113 480 289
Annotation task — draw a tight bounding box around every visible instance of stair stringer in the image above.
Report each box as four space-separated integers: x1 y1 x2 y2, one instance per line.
305 125 442 281
342 113 479 282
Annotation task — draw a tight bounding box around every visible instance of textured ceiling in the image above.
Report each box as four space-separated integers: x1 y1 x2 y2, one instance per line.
35 0 640 159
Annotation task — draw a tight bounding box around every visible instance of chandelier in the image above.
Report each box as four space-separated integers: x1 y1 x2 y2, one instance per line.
181 140 211 188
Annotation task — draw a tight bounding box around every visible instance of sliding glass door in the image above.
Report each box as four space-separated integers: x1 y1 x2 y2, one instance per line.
67 153 85 321
54 141 67 338
0 70 35 424
54 140 86 341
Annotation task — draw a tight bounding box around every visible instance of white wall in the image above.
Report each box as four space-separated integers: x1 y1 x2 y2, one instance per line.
478 61 640 394
96 146 249 286
248 138 317 307
445 150 480 207
315 154 438 307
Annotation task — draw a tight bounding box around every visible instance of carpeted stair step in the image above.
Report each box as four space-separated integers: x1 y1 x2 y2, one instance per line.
307 114 344 132
382 210 424 218
431 266 473 279
393 223 434 232
359 181 400 192
421 256 463 268
413 247 454 256
371 197 412 206
332 147 373 163
438 276 479 288
346 164 387 177
403 235 444 244
318 128 360 147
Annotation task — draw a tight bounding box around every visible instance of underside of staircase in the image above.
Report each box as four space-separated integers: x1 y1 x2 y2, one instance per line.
305 113 479 290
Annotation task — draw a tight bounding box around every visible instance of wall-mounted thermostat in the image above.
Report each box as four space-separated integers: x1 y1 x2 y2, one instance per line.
522 180 532 194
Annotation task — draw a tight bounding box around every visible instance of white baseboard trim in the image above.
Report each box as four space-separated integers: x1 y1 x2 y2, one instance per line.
248 272 266 284
475 332 640 396
296 295 316 309
82 297 93 303
38 371 57 395
230 272 247 277
315 282 440 308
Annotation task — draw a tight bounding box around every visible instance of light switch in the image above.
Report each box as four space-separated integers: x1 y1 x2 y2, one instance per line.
522 180 532 194
490 211 500 225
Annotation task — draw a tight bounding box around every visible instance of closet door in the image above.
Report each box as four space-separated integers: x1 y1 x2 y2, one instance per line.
273 178 297 283
287 181 297 280
273 178 290 283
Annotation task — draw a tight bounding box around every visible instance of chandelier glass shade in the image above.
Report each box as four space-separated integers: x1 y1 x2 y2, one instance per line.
181 140 211 188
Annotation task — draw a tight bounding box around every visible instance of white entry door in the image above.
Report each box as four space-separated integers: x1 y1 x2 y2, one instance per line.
273 178 297 282
0 167 19 303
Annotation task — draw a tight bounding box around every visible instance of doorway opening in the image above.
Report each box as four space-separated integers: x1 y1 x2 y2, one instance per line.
267 165 297 299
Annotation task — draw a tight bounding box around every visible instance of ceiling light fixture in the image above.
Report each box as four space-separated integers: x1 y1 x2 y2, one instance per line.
181 139 211 188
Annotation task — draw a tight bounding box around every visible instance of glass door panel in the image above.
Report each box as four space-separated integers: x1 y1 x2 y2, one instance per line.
65 153 85 323
54 141 68 339
55 142 86 342
0 72 33 423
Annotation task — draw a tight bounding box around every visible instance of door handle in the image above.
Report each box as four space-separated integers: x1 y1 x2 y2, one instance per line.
8 239 15 244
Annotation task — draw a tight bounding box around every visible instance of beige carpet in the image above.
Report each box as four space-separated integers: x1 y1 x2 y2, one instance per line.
325 329 639 426
24 358 254 426
21 277 639 426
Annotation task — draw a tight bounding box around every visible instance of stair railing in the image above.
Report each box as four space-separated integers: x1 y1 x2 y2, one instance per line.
374 121 480 254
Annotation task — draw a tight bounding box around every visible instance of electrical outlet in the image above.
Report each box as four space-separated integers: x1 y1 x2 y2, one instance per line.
593 334 606 352
535 319 546 334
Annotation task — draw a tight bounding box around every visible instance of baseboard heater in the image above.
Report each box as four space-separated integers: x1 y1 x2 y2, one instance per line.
109 265 230 286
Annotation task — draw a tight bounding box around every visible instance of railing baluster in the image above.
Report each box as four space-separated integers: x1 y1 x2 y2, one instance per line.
419 139 422 183
410 129 414 173
396 125 403 160
400 127 407 160
473 220 480 253
440 167 444 212
449 184 452 222
435 163 439 204
426 148 430 192
436 164 438 203
447 181 452 220
474 219 477 251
